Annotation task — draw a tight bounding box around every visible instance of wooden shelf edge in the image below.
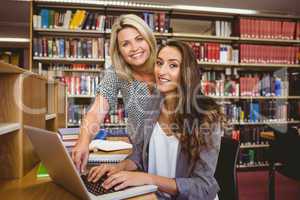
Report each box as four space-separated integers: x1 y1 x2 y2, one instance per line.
34 28 106 34
209 96 300 99
67 95 95 98
0 123 21 136
33 57 105 62
56 69 103 73
240 144 270 149
0 61 27 74
45 113 57 121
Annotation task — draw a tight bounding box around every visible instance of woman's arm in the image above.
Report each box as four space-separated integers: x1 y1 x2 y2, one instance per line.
175 124 221 200
72 67 120 173
72 95 109 172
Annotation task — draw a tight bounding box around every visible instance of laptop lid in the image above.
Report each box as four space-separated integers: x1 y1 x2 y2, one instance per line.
24 126 90 200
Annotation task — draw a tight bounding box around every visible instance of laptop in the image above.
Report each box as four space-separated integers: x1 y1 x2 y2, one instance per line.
25 126 157 200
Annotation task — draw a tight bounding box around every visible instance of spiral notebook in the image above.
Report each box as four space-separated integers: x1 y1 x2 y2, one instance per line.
88 153 128 165
89 139 132 152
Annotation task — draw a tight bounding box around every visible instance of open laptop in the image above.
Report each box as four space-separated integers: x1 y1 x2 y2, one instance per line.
24 126 157 200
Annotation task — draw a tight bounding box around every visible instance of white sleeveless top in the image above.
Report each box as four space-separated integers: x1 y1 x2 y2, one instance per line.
148 122 219 200
148 122 179 178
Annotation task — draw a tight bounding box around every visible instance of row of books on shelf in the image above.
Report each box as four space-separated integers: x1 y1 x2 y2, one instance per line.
63 74 101 96
68 104 89 125
238 148 268 167
240 44 300 65
58 127 128 142
33 37 104 59
34 9 300 41
68 102 127 126
215 20 232 37
34 8 172 33
47 63 102 71
238 18 300 40
34 9 107 31
188 42 239 64
231 127 270 146
223 100 300 122
201 71 289 97
142 12 170 33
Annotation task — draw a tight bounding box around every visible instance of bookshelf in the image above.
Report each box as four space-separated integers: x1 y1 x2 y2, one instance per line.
0 123 22 136
30 0 300 171
0 61 66 179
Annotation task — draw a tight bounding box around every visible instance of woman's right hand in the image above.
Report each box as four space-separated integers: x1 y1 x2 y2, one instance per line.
87 164 124 183
72 141 90 173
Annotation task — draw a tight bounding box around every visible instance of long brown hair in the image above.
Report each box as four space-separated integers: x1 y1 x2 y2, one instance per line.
157 39 224 170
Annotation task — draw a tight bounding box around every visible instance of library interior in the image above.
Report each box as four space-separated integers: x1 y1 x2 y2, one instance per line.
0 0 300 200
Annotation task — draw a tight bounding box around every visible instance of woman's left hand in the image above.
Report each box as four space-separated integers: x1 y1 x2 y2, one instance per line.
102 171 153 191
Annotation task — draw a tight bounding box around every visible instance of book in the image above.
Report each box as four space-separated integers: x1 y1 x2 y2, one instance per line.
89 139 132 152
88 153 127 165
58 127 80 140
37 163 49 178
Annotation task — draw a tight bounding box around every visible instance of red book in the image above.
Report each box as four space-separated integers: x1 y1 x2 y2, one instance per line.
216 44 220 63
159 13 165 33
204 43 209 62
239 18 245 37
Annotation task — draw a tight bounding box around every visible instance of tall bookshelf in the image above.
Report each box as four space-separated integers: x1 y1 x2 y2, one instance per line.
0 61 66 179
30 0 300 171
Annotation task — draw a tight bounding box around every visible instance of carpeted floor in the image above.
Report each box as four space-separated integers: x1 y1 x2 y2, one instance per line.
238 171 300 200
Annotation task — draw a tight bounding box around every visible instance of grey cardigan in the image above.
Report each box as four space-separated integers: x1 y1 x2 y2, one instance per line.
127 94 221 200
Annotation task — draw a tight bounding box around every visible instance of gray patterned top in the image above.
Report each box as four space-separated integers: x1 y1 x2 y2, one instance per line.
96 67 160 140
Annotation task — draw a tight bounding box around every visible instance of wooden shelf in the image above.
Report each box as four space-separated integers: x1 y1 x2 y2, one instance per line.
239 37 300 44
239 96 299 100
237 163 269 169
45 113 57 121
0 61 26 73
67 95 95 98
240 144 270 149
34 28 106 36
34 28 300 44
172 32 239 41
209 96 240 99
153 32 173 37
0 123 21 136
55 69 103 73
198 61 240 67
239 63 300 68
237 162 282 169
198 61 300 68
229 120 300 125
33 57 105 63
209 96 300 100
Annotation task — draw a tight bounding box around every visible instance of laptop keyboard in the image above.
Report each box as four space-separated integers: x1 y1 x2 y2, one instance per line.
81 174 116 196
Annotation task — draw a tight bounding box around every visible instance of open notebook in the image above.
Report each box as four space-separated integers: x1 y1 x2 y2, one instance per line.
89 139 132 152
88 154 128 165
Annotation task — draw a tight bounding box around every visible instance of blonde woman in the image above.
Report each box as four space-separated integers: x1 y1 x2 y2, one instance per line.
72 14 158 173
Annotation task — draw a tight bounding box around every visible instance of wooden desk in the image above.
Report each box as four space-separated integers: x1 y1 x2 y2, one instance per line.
0 136 157 200
0 165 157 200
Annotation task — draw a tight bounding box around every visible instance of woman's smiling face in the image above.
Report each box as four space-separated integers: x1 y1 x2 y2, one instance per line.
155 46 182 95
117 27 151 68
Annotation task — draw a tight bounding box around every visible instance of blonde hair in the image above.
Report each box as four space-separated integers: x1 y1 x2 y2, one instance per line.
109 14 157 81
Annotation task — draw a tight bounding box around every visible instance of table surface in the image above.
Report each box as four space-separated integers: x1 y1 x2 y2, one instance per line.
0 136 157 200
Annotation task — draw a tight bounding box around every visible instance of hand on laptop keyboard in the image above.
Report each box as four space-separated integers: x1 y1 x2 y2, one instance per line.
81 174 116 196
